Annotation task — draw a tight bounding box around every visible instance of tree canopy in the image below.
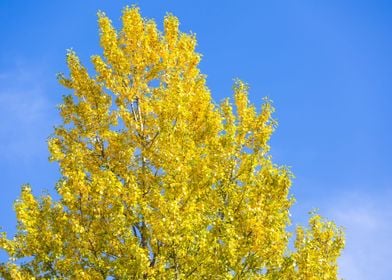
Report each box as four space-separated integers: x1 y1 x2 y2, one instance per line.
0 7 344 279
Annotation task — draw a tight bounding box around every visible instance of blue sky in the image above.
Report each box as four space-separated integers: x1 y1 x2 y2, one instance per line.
1 1 391 278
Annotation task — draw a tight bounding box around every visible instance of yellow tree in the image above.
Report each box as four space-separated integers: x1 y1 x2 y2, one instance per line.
0 7 344 279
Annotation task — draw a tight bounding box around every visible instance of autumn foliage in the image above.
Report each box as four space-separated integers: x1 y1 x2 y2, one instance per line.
0 7 344 279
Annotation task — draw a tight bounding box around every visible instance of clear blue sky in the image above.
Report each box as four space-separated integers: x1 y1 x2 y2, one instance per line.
1 1 391 278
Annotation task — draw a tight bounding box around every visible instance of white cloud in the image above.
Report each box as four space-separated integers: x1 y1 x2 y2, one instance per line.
327 190 392 280
0 64 57 163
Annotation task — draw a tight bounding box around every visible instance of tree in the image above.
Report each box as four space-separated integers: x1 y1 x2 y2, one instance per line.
0 7 344 279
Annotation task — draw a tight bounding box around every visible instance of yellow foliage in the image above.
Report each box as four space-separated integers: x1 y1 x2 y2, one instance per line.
0 7 344 279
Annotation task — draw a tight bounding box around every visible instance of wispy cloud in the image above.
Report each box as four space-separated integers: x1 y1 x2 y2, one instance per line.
0 63 57 163
327 189 392 280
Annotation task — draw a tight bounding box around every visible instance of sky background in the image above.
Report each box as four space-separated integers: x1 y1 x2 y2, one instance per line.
1 1 391 278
